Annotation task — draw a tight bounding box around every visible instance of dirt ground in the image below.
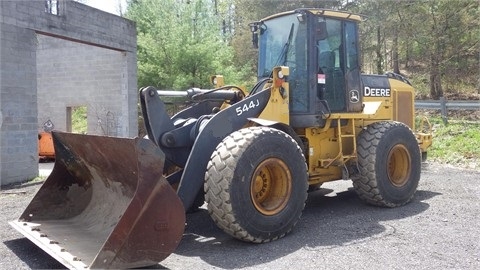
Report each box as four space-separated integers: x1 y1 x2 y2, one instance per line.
1 162 479 269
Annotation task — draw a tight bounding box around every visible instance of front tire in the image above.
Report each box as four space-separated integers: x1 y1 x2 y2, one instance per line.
205 127 308 243
352 121 421 207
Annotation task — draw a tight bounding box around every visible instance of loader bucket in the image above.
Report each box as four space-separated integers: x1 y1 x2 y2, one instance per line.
9 132 185 269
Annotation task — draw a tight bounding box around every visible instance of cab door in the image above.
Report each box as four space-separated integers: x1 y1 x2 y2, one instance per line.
343 20 363 113
315 17 362 113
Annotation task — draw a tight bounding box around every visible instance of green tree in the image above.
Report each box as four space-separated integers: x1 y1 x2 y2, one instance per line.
354 0 479 99
126 0 249 90
401 0 479 98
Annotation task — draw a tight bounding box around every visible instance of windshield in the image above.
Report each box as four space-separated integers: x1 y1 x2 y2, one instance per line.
258 13 309 112
258 15 300 78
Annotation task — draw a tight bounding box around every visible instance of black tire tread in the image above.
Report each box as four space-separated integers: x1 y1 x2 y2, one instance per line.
204 127 307 243
352 121 419 207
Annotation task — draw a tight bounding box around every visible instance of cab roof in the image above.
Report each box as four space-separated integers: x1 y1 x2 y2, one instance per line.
261 8 364 22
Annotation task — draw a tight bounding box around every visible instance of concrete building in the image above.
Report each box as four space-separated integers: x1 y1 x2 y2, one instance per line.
0 0 137 185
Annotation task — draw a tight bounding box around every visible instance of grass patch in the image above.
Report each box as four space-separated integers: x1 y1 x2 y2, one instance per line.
1 176 46 193
418 115 480 169
72 106 87 134
30 176 46 183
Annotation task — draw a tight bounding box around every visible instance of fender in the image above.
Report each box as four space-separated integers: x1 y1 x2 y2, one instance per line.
176 89 272 210
249 118 305 154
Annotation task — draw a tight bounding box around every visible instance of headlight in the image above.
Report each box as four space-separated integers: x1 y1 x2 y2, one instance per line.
277 70 284 79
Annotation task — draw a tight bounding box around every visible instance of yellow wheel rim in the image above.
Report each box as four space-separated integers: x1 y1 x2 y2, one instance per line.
387 144 411 187
250 158 292 216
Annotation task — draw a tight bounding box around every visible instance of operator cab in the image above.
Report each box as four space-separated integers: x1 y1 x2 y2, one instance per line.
251 9 364 128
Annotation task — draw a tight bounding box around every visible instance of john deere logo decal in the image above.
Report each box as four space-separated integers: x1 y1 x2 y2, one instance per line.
364 86 391 97
349 90 359 103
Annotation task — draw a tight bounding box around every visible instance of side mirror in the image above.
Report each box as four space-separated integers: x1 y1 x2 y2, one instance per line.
249 22 259 49
252 32 258 49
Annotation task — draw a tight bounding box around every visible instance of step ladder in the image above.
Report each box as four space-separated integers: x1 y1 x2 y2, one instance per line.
319 118 357 168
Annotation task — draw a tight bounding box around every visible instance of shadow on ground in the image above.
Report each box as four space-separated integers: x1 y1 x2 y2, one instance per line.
4 187 440 269
4 238 65 269
157 188 441 269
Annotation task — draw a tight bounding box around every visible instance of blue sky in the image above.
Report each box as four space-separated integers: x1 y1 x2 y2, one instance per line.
83 0 127 15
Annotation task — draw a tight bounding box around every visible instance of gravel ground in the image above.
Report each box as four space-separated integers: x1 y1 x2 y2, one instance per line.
1 162 479 269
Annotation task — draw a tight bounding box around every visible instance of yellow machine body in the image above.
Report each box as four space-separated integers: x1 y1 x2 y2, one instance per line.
11 8 432 269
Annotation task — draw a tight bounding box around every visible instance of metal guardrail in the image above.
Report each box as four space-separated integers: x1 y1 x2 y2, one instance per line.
415 99 480 110
415 97 479 124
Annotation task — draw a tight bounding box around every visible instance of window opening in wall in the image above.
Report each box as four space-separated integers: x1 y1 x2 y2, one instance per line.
45 0 59 15
66 106 87 134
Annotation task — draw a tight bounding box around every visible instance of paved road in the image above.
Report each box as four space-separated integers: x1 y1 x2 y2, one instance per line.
1 162 479 269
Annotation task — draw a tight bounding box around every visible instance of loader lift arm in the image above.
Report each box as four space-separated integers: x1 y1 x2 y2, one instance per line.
140 86 272 211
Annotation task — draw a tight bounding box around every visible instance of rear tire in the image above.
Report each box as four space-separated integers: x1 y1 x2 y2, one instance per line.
205 127 308 243
352 121 421 207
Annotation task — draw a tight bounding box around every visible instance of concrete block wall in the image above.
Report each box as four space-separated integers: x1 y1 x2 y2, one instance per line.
0 23 38 183
1 0 136 52
0 0 137 186
36 35 132 136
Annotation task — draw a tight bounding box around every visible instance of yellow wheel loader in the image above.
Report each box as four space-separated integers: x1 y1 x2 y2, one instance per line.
10 9 432 269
